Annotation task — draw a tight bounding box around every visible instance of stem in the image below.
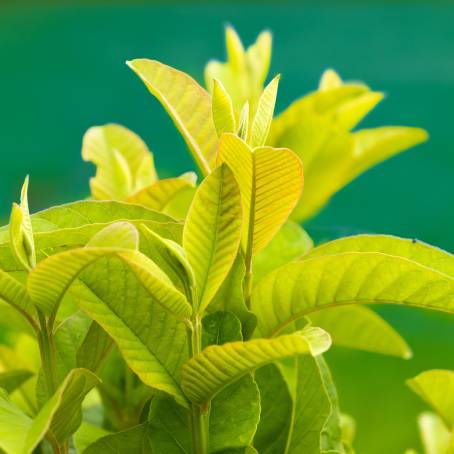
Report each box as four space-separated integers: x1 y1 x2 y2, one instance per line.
188 302 209 454
37 310 57 400
244 247 253 310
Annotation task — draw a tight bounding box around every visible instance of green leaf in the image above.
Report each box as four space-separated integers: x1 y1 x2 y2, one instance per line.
309 305 411 358
128 173 196 220
237 101 250 141
212 78 236 136
69 256 189 407
408 370 454 427
202 311 242 349
181 326 331 405
183 164 242 312
9 176 36 270
252 252 454 338
0 368 99 454
73 421 110 453
250 75 280 147
217 133 303 255
0 370 33 394
209 253 257 339
82 123 157 200
417 412 453 454
127 59 218 175
85 423 152 453
253 221 313 284
0 269 34 319
28 224 191 321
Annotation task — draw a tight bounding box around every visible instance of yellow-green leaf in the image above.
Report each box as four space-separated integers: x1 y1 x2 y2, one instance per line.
417 412 453 454
183 164 242 312
252 252 454 338
9 177 35 271
127 59 218 175
217 133 303 255
250 75 280 147
212 78 236 136
181 326 331 405
408 370 454 428
82 124 157 200
319 69 343 91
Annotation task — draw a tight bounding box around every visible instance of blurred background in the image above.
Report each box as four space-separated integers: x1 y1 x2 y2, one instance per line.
1 2 453 452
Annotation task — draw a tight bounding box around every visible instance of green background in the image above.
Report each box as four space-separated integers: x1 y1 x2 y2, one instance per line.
1 3 453 453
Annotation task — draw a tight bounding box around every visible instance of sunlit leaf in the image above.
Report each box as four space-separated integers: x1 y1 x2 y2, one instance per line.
319 69 343 91
217 133 303 255
127 59 218 175
82 124 157 200
417 412 453 454
181 326 331 405
183 164 242 312
252 252 454 338
250 75 280 147
0 370 33 394
212 78 236 136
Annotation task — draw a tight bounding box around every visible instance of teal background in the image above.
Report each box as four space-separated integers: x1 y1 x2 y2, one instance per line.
1 3 453 453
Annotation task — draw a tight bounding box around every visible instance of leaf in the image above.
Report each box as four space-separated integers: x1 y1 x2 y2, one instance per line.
9 176 36 270
73 421 110 453
250 75 280 147
0 269 34 318
85 423 152 453
237 101 250 141
76 322 113 373
202 311 242 349
408 370 454 427
417 412 452 454
319 69 343 91
128 173 196 219
82 124 157 200
183 164 242 312
252 252 454 338
127 59 218 175
209 253 257 339
253 221 313 284
0 370 33 393
212 78 236 136
217 133 303 255
69 256 189 407
181 326 331 405
0 368 99 454
28 224 191 321
309 305 411 358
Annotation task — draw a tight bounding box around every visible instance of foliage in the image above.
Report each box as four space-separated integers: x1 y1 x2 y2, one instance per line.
0 26 450 454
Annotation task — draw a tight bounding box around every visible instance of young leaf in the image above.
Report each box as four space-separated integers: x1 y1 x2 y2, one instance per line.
181 326 331 405
319 69 343 90
183 164 242 312
0 370 33 394
212 78 236 136
237 101 250 141
417 412 452 454
0 269 34 317
309 305 412 359
127 59 218 175
250 75 280 148
9 176 36 271
82 124 157 200
252 252 454 338
0 368 99 454
408 370 454 428
217 133 303 255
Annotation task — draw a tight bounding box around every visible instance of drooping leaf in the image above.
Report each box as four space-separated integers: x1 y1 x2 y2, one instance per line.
252 252 454 338
183 164 242 312
217 133 303 255
85 423 152 453
9 176 36 270
127 59 218 175
309 305 411 358
212 78 236 136
253 221 313 284
0 368 99 454
82 124 157 200
128 173 197 219
250 75 280 148
181 326 331 405
408 370 454 428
